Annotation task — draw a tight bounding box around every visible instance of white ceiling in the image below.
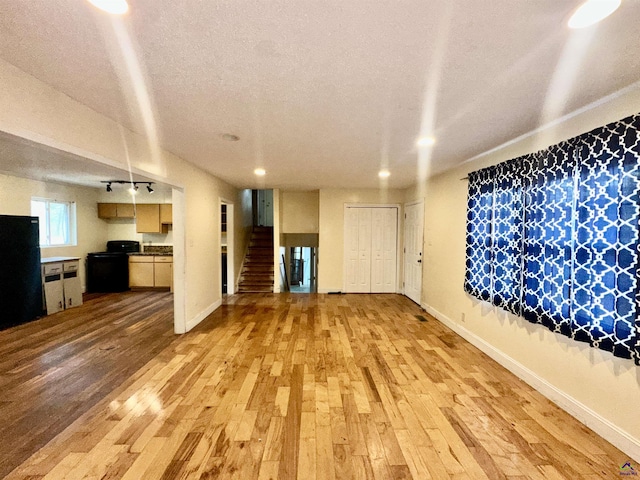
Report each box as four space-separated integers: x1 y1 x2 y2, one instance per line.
0 1 639 190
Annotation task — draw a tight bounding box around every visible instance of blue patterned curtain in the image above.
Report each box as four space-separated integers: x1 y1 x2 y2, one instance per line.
464 167 494 302
464 113 640 364
571 117 640 360
521 144 575 337
492 158 524 316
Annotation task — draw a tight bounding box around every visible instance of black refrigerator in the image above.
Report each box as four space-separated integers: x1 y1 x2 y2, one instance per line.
0 215 44 329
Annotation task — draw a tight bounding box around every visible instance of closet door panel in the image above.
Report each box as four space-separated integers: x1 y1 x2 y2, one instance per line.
345 207 360 291
356 208 372 292
382 207 397 293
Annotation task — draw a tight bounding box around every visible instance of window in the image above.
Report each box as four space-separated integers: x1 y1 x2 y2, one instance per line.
31 198 76 247
465 113 640 364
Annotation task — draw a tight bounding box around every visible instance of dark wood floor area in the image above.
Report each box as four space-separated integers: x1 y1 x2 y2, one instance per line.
3 292 629 479
0 291 175 478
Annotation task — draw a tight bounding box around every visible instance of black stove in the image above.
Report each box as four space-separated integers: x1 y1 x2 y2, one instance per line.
87 241 140 292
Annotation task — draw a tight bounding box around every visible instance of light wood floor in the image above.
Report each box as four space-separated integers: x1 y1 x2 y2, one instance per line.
3 292 628 479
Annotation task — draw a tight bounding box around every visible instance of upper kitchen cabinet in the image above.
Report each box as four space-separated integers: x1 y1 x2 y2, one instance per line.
97 203 135 219
136 203 172 233
160 204 173 225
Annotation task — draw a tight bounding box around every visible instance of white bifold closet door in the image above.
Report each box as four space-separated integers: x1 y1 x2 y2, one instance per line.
345 207 397 293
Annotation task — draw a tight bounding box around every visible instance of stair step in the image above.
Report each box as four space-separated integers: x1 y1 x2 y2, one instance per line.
238 287 273 293
240 274 273 283
245 258 273 264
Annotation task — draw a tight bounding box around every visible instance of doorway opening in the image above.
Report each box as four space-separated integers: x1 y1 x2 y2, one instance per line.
252 189 273 227
220 199 235 296
286 246 316 293
279 234 318 293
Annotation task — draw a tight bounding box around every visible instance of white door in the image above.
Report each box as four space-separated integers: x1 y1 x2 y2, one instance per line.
371 208 397 293
345 206 397 293
404 201 424 305
345 207 360 291
382 208 398 293
257 190 273 227
355 208 372 293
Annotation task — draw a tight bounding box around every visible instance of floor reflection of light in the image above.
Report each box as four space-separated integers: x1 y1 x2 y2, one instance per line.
109 390 163 417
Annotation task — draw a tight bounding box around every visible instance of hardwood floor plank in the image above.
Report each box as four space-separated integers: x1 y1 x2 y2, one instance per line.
2 292 631 480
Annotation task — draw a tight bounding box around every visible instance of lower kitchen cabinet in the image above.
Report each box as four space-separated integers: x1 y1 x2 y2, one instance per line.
42 263 64 315
129 256 154 287
41 258 83 315
129 255 173 289
154 257 173 288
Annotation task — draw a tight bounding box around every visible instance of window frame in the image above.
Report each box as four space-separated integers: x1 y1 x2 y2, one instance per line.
30 197 77 248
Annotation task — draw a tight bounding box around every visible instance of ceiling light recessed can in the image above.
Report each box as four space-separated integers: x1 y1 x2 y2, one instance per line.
254 168 266 176
87 0 129 15
417 136 436 147
378 170 391 178
568 0 621 29
221 133 240 142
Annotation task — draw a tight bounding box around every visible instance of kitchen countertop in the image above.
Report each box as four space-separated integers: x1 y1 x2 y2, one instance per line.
41 256 80 264
128 252 173 256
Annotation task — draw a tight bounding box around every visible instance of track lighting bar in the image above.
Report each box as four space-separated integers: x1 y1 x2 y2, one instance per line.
100 180 155 194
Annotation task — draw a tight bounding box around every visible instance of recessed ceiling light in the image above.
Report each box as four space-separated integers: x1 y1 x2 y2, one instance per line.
378 170 391 178
568 0 620 29
222 133 240 142
417 136 436 147
254 168 266 176
87 0 129 15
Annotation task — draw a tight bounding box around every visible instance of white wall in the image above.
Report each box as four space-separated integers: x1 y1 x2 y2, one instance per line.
317 188 404 293
0 57 245 332
0 173 107 290
407 85 640 460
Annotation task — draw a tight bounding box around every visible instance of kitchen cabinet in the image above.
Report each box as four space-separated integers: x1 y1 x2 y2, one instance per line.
98 203 172 233
129 256 154 287
41 258 83 314
98 203 135 219
129 255 173 289
42 263 64 315
136 204 172 233
160 204 173 225
63 260 82 308
153 256 173 288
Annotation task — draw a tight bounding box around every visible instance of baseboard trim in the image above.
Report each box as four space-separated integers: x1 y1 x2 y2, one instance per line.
185 299 222 332
422 302 640 463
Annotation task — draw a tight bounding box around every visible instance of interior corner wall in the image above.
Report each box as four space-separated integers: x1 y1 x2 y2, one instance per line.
318 188 405 293
411 86 640 460
0 57 240 332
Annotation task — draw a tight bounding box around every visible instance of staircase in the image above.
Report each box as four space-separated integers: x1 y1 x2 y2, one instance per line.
238 226 274 293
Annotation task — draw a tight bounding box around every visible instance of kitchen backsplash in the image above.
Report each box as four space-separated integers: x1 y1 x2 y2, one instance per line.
142 245 173 254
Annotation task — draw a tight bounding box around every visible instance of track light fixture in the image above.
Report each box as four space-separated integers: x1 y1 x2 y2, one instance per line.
101 180 155 194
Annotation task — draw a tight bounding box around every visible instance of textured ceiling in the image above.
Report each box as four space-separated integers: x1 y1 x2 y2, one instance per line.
0 1 639 190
